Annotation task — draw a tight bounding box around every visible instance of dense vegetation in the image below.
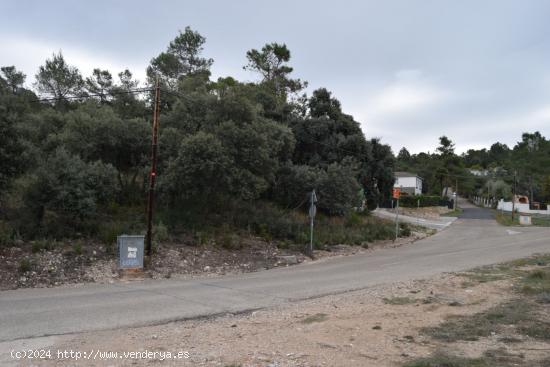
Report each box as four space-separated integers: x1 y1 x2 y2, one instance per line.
396 133 550 207
0 27 397 247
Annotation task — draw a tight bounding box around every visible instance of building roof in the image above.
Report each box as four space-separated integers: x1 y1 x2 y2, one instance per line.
394 171 420 178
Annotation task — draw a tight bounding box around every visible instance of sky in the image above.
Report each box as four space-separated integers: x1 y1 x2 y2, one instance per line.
1 0 550 154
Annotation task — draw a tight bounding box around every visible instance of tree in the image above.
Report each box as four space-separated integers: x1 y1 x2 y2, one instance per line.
364 138 395 209
117 69 139 90
1 66 26 93
213 119 294 200
292 88 367 167
308 88 341 120
244 42 306 96
541 175 550 204
147 27 213 88
0 105 27 193
160 132 233 204
317 163 361 215
167 26 213 74
85 68 113 102
110 69 146 118
436 135 455 156
35 52 83 102
485 179 512 200
519 131 545 153
272 164 323 207
397 147 411 161
61 103 149 200
24 148 116 227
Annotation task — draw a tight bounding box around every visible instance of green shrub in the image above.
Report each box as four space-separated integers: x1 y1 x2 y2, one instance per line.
31 238 56 253
316 163 362 216
399 223 411 237
31 241 42 253
153 221 170 243
0 221 16 247
23 148 117 233
72 241 83 255
345 211 363 227
400 195 445 208
19 258 32 273
98 221 128 251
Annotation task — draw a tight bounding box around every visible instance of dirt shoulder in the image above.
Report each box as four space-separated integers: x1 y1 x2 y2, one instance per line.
5 254 548 367
0 229 430 291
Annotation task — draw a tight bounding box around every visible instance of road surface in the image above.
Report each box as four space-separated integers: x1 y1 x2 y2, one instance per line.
372 208 457 230
1 200 548 342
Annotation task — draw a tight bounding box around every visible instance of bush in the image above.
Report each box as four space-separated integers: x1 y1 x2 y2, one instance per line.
316 163 362 216
72 240 83 255
153 221 170 243
31 238 56 253
272 164 322 207
23 148 117 234
345 211 362 227
19 258 31 273
0 221 16 247
98 221 126 251
399 195 445 208
399 222 411 237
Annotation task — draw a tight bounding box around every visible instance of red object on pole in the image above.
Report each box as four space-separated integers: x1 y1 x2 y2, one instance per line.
146 80 161 258
392 188 401 199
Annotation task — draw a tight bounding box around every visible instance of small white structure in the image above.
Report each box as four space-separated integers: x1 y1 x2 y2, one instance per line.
496 198 550 215
519 214 532 225
469 169 489 176
394 172 423 195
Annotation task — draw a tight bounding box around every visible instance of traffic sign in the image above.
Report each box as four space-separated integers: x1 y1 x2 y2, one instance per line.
392 188 401 199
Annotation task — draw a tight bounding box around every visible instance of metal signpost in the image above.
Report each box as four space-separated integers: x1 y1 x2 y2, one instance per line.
453 192 457 210
417 198 420 225
308 189 317 257
393 187 401 241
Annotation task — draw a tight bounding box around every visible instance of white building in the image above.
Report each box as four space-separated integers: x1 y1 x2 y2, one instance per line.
394 172 423 195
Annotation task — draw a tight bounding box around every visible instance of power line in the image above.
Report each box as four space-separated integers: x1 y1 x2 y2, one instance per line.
27 87 154 104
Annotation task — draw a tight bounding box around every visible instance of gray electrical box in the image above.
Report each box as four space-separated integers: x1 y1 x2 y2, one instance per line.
118 235 144 269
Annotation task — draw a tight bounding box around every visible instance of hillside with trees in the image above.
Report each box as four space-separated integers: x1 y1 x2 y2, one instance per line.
396 133 550 208
0 27 398 257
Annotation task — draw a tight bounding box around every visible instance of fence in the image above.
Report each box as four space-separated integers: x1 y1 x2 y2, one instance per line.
472 196 496 208
496 199 550 215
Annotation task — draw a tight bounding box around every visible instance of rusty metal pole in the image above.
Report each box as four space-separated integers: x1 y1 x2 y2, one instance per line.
145 80 161 258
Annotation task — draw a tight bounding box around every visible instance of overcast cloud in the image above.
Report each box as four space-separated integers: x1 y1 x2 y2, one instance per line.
1 0 550 154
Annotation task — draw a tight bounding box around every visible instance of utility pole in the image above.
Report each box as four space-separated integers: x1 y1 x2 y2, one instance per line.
145 79 161 258
417 198 420 226
511 170 517 222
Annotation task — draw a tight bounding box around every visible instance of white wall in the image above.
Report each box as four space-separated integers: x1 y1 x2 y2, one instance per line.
496 199 550 215
395 176 422 195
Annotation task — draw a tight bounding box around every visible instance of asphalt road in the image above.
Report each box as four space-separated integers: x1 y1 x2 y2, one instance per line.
1 200 548 342
372 208 457 230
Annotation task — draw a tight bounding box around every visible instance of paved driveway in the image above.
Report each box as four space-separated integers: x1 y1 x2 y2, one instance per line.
372 208 457 230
